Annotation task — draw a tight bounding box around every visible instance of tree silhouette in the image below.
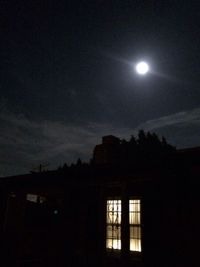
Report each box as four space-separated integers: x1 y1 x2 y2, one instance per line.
76 158 82 166
119 130 175 168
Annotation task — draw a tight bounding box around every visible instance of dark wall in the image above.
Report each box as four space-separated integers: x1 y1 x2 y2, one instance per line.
1 168 200 267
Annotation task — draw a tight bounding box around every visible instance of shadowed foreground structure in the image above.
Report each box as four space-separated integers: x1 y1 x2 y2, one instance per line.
0 134 200 267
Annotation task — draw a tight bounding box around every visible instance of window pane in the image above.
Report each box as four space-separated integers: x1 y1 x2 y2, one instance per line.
107 200 121 212
129 212 140 224
107 212 121 224
130 226 141 239
106 225 113 238
129 200 141 224
107 200 121 224
107 225 121 239
106 239 113 249
129 200 140 212
130 239 141 252
106 239 121 250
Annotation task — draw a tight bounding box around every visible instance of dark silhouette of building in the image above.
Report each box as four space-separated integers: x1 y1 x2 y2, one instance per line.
0 134 200 267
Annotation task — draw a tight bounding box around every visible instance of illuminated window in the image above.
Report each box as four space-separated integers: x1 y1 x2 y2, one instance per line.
26 194 46 203
106 199 121 250
26 193 38 203
129 199 141 252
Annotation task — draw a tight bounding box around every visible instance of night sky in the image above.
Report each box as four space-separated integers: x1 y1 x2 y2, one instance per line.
1 1 200 176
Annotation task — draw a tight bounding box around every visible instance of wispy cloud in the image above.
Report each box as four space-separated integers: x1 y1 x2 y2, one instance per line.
135 107 200 148
0 108 132 177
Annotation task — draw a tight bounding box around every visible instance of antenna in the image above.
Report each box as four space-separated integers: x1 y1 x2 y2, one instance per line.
30 163 49 173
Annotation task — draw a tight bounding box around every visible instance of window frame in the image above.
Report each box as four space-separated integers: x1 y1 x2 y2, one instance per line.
129 198 142 253
106 198 122 251
105 196 142 255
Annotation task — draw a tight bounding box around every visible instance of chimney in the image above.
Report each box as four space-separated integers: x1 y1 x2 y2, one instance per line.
93 135 121 165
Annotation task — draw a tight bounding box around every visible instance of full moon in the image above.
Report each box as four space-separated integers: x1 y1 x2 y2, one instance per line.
135 61 149 75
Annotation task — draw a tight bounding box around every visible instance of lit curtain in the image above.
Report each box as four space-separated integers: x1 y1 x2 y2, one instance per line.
129 199 141 252
106 200 121 250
